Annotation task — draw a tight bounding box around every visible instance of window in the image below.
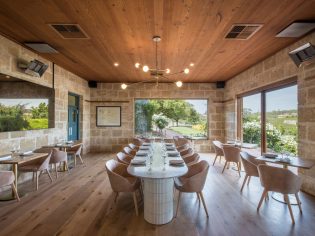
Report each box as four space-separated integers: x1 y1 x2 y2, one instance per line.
135 99 208 139
238 81 297 155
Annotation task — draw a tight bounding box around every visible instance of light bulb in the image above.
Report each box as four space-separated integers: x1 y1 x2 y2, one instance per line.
135 63 140 68
143 65 149 72
114 62 119 67
121 83 127 89
184 68 189 74
176 81 183 87
190 63 194 67
166 68 170 74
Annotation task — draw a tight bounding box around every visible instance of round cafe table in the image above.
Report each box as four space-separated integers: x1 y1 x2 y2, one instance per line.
127 144 188 225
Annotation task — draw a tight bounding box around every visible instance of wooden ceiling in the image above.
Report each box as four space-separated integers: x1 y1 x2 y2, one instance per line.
0 0 314 83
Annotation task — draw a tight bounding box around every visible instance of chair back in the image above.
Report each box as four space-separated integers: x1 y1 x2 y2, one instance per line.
0 171 15 187
116 152 133 165
140 138 151 143
180 160 209 192
123 147 136 156
240 152 260 177
213 140 224 156
175 138 189 148
257 164 302 194
222 145 241 162
128 143 139 151
50 148 67 164
38 152 52 171
132 138 143 146
177 143 190 152
183 153 200 166
75 144 83 155
180 147 194 157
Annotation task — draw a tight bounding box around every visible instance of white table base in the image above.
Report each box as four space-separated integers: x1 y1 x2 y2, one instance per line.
143 178 174 225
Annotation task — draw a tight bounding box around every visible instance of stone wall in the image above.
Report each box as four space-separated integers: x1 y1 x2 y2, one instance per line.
0 34 91 157
224 32 315 195
89 83 225 153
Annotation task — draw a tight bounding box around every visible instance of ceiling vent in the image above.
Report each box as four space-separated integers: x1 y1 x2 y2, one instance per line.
225 24 263 40
24 43 58 53
49 24 89 39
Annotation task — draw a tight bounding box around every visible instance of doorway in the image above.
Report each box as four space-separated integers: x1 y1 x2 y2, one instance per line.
68 93 80 141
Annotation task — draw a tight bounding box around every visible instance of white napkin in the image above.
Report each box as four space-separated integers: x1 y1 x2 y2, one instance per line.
131 159 146 165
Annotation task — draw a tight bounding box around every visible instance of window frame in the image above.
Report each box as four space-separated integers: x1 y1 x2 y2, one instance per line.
237 76 297 154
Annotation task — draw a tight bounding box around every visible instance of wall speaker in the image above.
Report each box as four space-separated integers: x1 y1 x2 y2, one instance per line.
88 81 97 88
216 81 225 89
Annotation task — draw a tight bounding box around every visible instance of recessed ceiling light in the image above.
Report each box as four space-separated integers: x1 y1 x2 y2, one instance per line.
184 68 189 74
135 63 140 68
176 81 183 87
114 62 119 67
121 83 127 89
166 68 170 74
143 65 149 72
190 63 194 67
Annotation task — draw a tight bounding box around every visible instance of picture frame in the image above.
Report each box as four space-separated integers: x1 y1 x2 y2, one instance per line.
96 106 121 127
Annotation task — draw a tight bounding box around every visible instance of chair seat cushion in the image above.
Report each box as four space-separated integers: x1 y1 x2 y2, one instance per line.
0 171 15 187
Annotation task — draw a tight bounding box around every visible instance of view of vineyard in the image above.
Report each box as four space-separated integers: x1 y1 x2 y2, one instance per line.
242 85 297 155
135 99 208 139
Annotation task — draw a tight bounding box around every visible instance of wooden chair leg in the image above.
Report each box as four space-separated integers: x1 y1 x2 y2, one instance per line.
237 162 241 177
65 161 70 173
295 193 302 213
257 189 268 211
196 192 200 201
36 171 39 190
199 191 209 218
11 183 20 202
133 192 139 216
114 192 119 203
175 191 181 217
240 175 248 192
284 194 295 224
74 154 77 167
212 154 218 166
78 154 84 165
55 163 58 179
222 161 228 174
32 172 35 182
247 176 251 186
47 169 53 183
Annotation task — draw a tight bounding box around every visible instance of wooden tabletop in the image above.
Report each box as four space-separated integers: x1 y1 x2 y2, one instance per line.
42 140 82 149
0 152 48 165
256 156 315 169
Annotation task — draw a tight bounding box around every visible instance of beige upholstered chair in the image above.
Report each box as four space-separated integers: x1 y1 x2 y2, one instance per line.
67 144 84 167
128 143 139 151
175 138 189 148
180 147 194 157
50 148 70 178
222 145 241 176
212 140 224 166
240 152 265 192
183 153 200 166
123 146 137 156
0 171 20 202
116 152 133 165
177 143 190 152
132 138 143 147
257 164 302 224
105 159 141 216
174 160 209 217
19 153 53 190
140 138 151 143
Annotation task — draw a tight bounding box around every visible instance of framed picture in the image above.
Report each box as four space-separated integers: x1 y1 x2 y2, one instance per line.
96 106 121 127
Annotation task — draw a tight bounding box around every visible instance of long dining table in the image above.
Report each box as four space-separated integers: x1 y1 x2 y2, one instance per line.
127 142 188 225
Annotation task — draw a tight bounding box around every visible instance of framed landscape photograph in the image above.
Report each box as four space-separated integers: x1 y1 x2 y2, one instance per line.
96 106 121 127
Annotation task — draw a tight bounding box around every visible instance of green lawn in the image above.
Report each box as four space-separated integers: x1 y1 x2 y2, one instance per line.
169 126 206 137
27 118 48 129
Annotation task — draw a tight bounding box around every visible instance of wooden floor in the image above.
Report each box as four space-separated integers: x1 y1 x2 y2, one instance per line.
1 153 315 236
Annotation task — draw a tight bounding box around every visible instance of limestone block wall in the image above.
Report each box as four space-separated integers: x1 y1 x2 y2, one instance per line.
224 32 315 195
89 83 225 153
0 35 91 157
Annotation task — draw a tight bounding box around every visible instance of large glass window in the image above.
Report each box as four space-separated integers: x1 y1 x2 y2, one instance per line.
135 99 208 139
239 83 297 155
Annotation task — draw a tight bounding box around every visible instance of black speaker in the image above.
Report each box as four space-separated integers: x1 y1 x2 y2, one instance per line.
88 81 97 88
216 81 225 89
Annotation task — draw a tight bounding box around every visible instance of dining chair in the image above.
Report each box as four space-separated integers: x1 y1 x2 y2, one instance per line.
174 160 209 217
222 145 241 176
0 171 20 202
140 138 151 143
175 138 189 148
123 146 137 156
240 151 265 192
50 148 70 178
18 152 53 190
180 147 194 157
105 159 141 216
257 164 302 224
132 138 143 147
67 144 84 167
177 143 190 152
128 143 139 151
212 140 224 166
183 153 200 166
116 152 133 165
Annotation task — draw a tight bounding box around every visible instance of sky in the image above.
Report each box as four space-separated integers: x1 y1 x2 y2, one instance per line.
0 99 48 109
243 85 297 112
186 99 207 114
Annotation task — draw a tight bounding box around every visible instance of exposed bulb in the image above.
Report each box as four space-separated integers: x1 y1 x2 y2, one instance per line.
121 83 127 89
143 65 149 72
166 68 170 74
184 68 189 74
114 62 119 67
190 63 194 67
176 81 183 87
135 63 140 68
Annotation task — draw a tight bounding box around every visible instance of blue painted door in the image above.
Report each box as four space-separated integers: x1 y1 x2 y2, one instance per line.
68 94 79 141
